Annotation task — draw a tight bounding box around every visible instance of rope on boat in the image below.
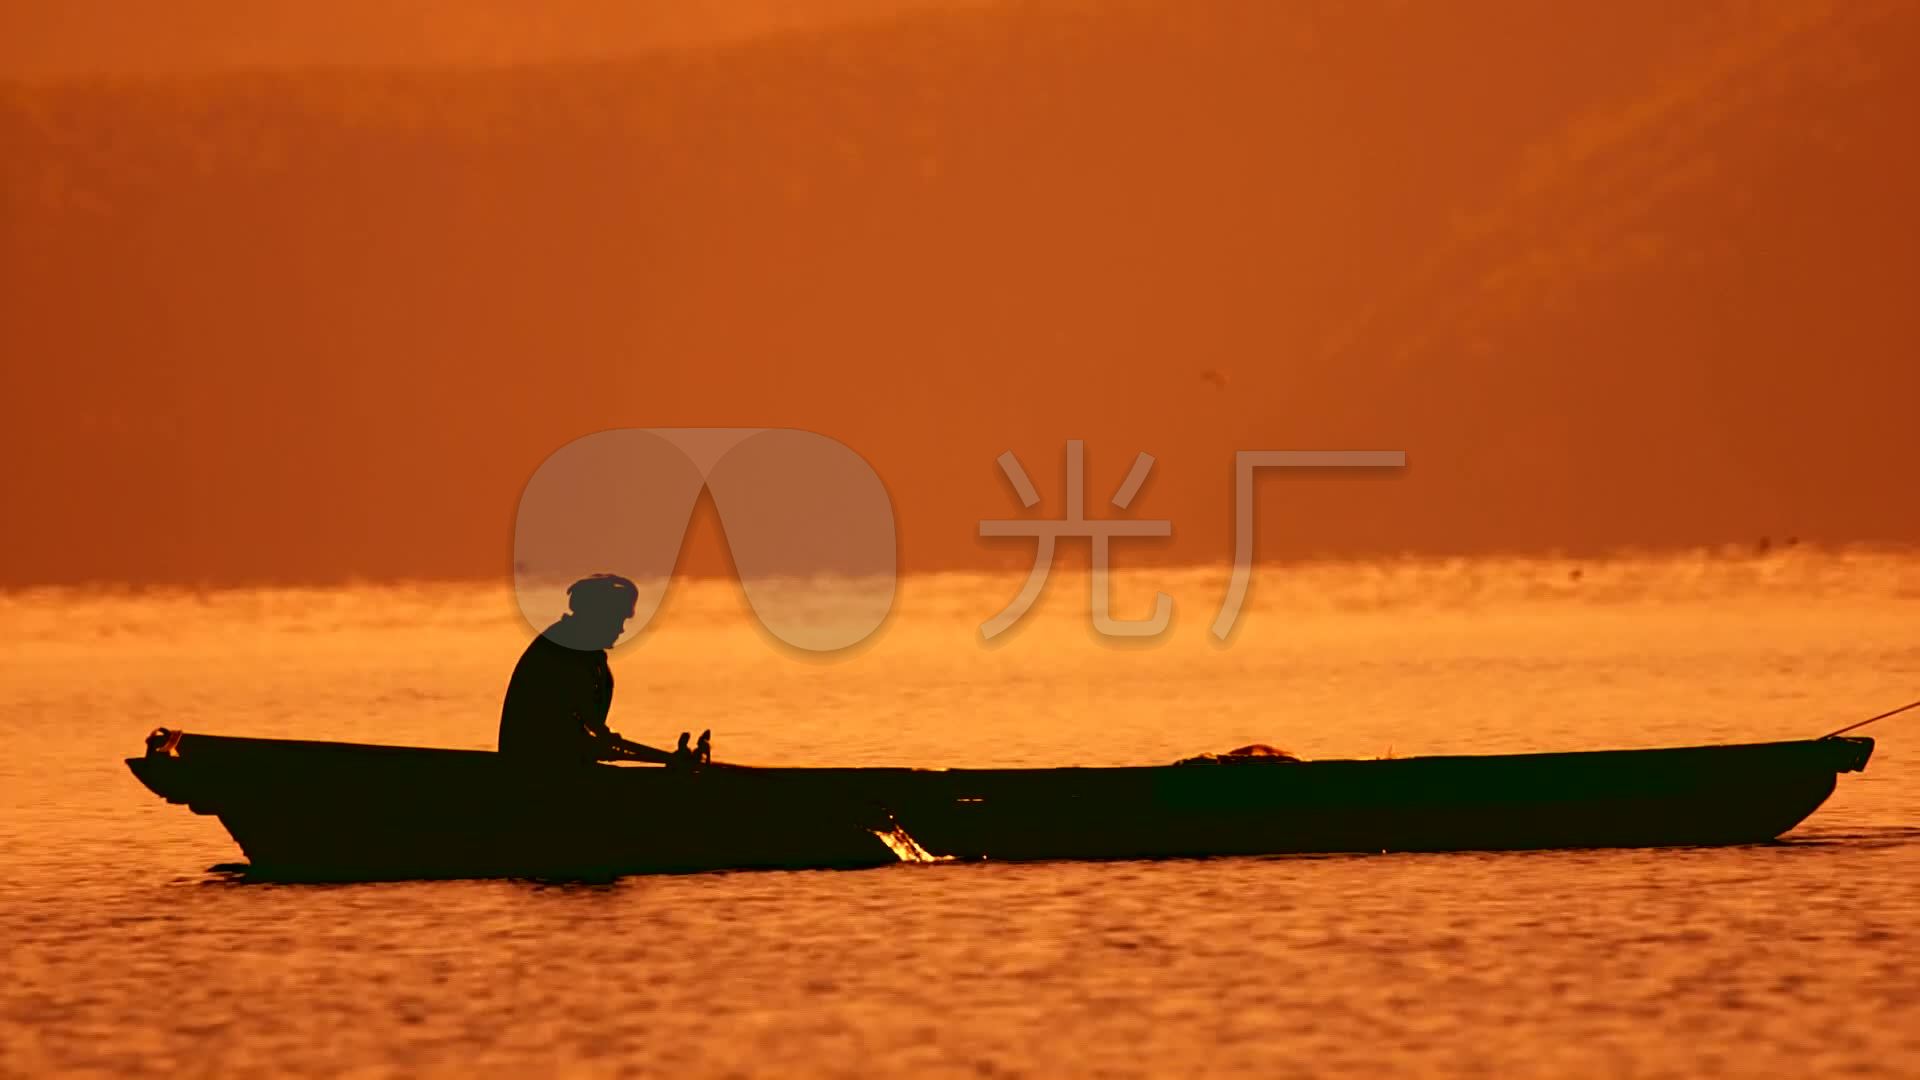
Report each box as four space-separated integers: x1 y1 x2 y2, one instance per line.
1821 697 1920 739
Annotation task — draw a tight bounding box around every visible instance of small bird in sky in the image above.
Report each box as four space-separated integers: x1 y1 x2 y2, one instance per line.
1200 367 1230 390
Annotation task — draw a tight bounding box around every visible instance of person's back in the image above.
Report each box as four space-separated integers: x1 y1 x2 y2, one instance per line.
498 625 614 765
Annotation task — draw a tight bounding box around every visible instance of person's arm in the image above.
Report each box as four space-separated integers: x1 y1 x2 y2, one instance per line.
592 727 711 767
600 734 673 764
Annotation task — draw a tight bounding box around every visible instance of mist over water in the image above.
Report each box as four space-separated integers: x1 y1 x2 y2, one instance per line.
2 550 1916 1075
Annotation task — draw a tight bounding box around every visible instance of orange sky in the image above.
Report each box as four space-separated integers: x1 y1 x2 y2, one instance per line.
2 0 1917 585
0 1 985 80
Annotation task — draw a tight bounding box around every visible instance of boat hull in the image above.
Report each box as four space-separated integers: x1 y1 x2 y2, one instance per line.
126 732 1875 881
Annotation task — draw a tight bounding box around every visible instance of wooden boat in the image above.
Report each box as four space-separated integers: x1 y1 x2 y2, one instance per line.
127 729 1874 881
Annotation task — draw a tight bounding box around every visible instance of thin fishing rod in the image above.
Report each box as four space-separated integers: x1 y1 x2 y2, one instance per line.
1822 697 1920 739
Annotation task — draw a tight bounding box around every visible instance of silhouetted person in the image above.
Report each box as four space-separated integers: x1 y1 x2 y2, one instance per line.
499 574 708 767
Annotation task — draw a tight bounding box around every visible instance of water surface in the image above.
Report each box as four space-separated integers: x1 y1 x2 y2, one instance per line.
3 551 1916 1076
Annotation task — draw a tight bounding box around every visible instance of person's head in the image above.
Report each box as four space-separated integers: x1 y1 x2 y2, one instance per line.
563 574 639 648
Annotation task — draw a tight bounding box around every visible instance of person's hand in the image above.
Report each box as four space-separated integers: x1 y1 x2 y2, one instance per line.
668 730 710 771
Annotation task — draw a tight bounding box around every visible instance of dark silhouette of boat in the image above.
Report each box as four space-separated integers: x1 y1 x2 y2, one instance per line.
127 729 1874 881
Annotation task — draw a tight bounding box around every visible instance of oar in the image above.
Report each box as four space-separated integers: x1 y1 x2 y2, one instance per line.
1821 697 1920 739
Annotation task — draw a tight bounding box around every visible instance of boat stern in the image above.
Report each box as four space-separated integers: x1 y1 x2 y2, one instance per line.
125 728 204 808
